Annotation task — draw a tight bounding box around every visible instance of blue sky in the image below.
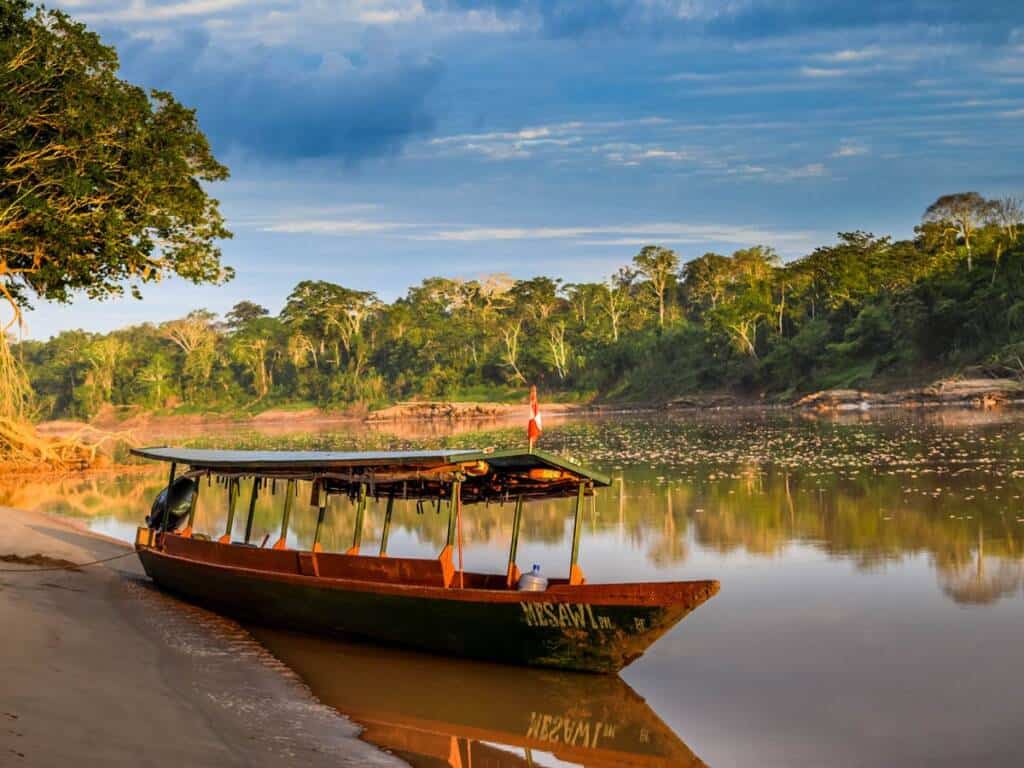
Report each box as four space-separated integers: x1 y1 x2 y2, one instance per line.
29 0 1024 338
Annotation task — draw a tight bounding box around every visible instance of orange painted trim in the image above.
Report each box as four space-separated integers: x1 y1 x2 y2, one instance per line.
569 564 586 586
438 545 454 588
506 563 521 588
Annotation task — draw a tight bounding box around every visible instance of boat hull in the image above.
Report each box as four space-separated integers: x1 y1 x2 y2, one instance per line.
137 537 718 674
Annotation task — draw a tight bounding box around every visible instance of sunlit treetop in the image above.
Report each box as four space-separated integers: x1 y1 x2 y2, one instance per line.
0 0 232 318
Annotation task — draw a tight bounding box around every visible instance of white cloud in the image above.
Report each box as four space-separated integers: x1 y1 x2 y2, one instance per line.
693 80 846 95
424 116 848 187
66 0 517 46
602 144 694 166
421 226 590 241
247 215 817 250
412 222 816 246
815 47 883 64
637 148 691 161
832 141 870 158
988 53 1024 76
665 72 721 82
358 1 425 25
800 66 848 79
725 162 830 183
425 119 669 161
261 219 414 235
783 162 828 179
78 0 254 22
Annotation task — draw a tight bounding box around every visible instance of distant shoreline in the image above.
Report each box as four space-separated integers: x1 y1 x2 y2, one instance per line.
32 377 1024 444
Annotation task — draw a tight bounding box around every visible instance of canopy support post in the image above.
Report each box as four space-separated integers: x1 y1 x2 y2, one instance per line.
446 484 459 547
456 481 464 589
378 493 394 556
439 479 462 588
346 483 367 555
160 462 177 537
243 478 259 544
506 496 523 588
273 479 295 550
181 473 200 538
569 482 586 585
312 480 327 553
219 477 239 544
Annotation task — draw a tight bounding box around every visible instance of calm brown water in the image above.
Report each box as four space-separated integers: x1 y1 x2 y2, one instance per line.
10 409 1024 767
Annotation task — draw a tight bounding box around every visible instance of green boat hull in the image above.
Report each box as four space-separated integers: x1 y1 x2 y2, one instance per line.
137 538 718 674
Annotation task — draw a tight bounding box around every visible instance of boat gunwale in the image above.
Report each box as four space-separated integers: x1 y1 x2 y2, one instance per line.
138 537 720 608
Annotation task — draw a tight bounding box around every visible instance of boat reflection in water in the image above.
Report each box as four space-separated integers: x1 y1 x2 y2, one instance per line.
251 627 706 768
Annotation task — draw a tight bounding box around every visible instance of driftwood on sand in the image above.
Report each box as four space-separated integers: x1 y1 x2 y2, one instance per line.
794 378 1024 412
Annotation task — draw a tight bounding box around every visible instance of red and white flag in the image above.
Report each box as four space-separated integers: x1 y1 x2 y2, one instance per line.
528 385 543 450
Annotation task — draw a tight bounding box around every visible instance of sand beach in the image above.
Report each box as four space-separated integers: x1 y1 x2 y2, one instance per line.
0 506 401 767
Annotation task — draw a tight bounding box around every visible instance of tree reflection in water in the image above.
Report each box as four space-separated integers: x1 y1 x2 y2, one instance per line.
6 408 1023 607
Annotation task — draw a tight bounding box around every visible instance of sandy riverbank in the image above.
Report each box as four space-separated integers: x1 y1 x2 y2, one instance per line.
0 507 403 768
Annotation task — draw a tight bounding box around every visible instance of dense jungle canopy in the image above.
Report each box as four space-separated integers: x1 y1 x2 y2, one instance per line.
0 0 230 460
16 193 1024 419
2 2 1022 425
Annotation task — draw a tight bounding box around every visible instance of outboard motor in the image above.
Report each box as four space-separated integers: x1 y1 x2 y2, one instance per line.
146 476 198 531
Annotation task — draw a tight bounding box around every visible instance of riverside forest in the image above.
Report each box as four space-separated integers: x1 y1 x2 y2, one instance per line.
17 193 1024 420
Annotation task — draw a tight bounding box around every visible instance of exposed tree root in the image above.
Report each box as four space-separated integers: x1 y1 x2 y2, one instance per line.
0 417 125 471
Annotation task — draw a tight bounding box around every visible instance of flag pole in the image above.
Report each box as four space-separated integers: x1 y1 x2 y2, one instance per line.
527 384 542 453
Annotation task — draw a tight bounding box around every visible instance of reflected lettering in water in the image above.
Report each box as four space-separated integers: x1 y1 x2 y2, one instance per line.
249 627 705 768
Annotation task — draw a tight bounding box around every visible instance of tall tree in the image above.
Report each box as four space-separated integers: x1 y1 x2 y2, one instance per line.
229 318 284 401
922 192 993 271
510 277 562 324
681 253 732 313
600 268 637 342
500 318 526 383
704 247 779 359
160 310 219 400
546 320 571 380
633 245 679 328
990 196 1023 241
225 301 269 330
0 1 231 431
83 336 125 412
281 281 379 369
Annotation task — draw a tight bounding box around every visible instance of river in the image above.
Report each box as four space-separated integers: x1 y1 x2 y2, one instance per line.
7 408 1024 767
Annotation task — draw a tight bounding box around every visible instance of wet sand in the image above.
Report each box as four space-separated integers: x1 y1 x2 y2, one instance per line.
0 506 403 768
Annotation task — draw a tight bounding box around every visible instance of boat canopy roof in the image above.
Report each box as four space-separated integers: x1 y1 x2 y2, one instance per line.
131 446 611 502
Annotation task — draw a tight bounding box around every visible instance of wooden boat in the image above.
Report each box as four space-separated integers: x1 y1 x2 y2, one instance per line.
133 446 719 673
252 627 708 767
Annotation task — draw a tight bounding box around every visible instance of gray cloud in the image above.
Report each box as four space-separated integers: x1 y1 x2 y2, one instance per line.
92 23 445 162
